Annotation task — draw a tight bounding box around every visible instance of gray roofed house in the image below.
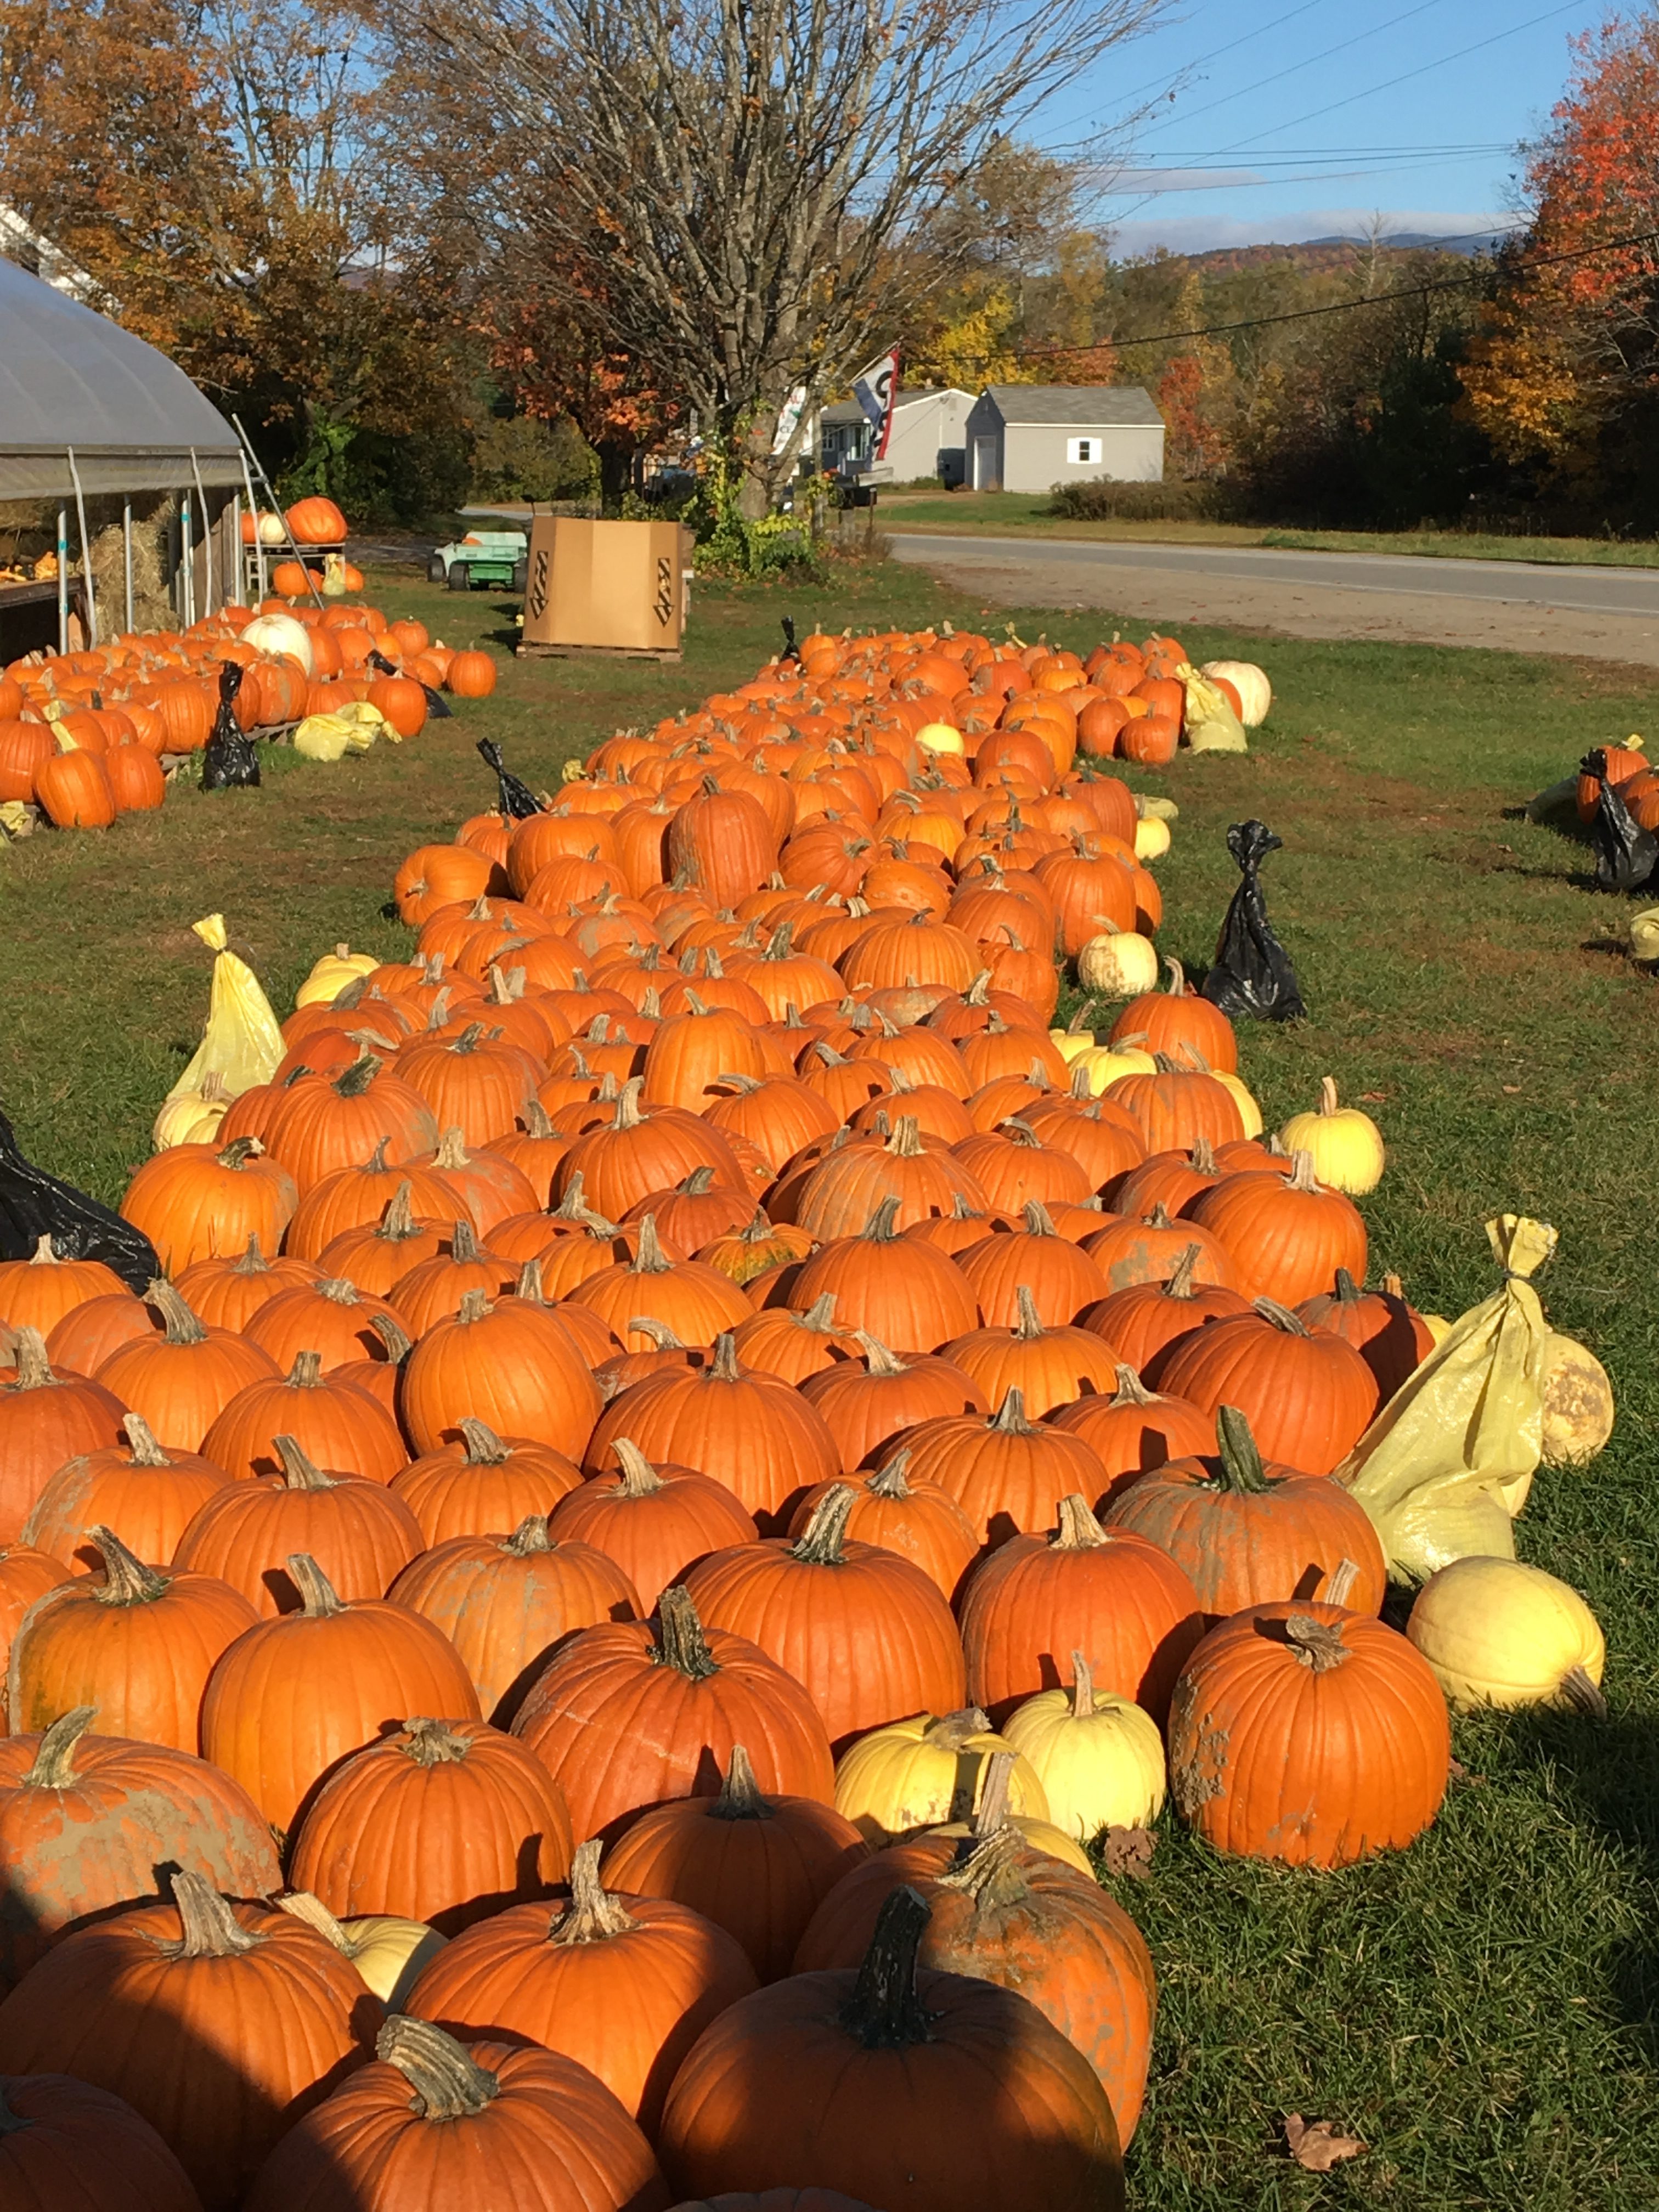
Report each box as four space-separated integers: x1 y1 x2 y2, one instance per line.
818 386 976 488
964 385 1165 492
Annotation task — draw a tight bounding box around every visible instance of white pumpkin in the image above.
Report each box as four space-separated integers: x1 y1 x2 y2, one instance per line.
1076 928 1159 1000
257 512 286 545
1132 815 1171 861
240 610 314 676
1407 1557 1606 1716
1002 1654 1167 1841
915 720 964 755
1202 658 1271 727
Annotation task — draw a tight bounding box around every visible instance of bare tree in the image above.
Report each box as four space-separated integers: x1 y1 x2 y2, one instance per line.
393 0 1169 510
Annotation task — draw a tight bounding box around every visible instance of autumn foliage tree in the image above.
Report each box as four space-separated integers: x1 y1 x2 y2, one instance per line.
1461 11 1659 514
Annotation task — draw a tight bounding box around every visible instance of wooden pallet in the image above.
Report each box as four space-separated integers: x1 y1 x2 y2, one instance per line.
516 639 682 665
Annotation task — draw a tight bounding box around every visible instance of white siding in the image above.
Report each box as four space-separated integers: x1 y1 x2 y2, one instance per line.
1002 421 1164 492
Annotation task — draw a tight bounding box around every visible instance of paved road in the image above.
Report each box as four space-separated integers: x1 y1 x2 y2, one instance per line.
887 532 1659 666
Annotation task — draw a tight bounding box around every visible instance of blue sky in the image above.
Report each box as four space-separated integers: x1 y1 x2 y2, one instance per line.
1040 0 1609 256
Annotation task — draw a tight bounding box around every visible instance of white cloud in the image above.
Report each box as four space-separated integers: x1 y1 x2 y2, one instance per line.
1107 208 1520 257
1087 166 1270 193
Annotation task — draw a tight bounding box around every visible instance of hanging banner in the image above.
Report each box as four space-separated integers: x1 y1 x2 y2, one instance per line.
771 385 809 456
851 349 900 459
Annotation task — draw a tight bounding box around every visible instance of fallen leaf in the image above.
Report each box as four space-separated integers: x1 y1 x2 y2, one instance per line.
1448 1758 1487 1788
1099 1826 1155 1879
1358 1091 1387 1103
1284 2115 1367 2172
1501 1085 1522 1095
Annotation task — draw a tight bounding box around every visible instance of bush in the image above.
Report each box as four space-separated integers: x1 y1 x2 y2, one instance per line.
470 414 601 504
1048 478 1238 523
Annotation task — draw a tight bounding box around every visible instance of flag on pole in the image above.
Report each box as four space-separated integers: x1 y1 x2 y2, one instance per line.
851 349 900 460
771 385 809 456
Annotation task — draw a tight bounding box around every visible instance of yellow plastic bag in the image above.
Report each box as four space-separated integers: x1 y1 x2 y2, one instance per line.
165 916 285 1107
1337 1216 1558 1579
1178 663 1248 754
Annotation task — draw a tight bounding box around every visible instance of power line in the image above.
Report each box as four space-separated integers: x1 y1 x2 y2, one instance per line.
988 223 1657 365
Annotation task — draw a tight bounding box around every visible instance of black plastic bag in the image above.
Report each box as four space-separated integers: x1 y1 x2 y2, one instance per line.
201 662 261 791
1583 752 1659 892
477 738 544 819
780 616 800 664
0 1110 160 1293
369 647 450 716
1201 819 1307 1023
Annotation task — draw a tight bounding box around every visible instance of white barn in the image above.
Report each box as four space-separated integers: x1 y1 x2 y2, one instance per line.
964 386 1165 492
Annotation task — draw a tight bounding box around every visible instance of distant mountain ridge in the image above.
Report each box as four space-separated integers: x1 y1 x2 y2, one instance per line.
1142 234 1512 276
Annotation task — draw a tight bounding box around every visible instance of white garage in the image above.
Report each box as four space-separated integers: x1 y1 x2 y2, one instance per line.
964 386 1166 493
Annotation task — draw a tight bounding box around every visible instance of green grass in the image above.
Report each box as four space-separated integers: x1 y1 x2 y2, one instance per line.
4 557 1659 2208
878 490 1659 568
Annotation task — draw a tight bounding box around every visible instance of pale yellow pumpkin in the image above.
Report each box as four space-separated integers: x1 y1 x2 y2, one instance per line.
277 1891 447 2007
1132 815 1171 862
296 943 380 1009
1279 1075 1384 1193
1076 1042 1157 1095
1001 1652 1166 1842
926 1807 1095 1879
1215 1069 1264 1139
1200 657 1272 727
1538 1331 1615 1468
1407 1556 1606 1716
832 1707 1049 1847
915 721 964 755
1076 927 1160 1001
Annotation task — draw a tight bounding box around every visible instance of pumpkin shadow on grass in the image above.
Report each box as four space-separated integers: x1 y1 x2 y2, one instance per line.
1492 1708 1659 2063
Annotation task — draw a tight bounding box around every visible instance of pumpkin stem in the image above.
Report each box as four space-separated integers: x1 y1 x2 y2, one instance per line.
458 1418 511 1464
1560 1663 1608 1719
1012 1285 1045 1341
1333 1267 1362 1304
654 1585 719 1681
286 1551 346 1618
861 1195 902 1244
1215 1406 1272 1494
1145 1201 1175 1231
797 1292 841 1334
614 1076 645 1131
276 1890 352 1950
148 1279 208 1346
449 1218 484 1265
377 2016 501 2121
216 1135 268 1169
88 1526 168 1606
867 1448 915 1500
1255 1298 1311 1337
273 1436 340 1492
1163 1245 1202 1301
1284 1612 1351 1673
503 1515 553 1556
433 1128 472 1172
520 1097 556 1141
456 1288 494 1324
318 1278 362 1308
707 1332 740 1383
939 1824 1029 1912
1021 1200 1058 1237
549 1839 638 1943
630 1317 689 1351
854 1331 908 1379
1068 1062 1094 1101
27 1233 54 1263
922 1707 994 1754
230 1235 272 1276
1381 1271 1406 1300
121 1412 172 1466
948 1193 979 1223
989 1387 1035 1437
1317 1075 1341 1116
611 1439 667 1497
402 1716 474 1766
631 1215 672 1274
791 1483 856 1566
1070 1651 1097 1719
1323 1556 1361 1607
970 1747 1016 1837
162 1872 264 1959
8 1325 53 1391
1053 1494 1109 1550
1190 1135 1218 1174
515 1257 548 1306
710 1742 773 1822
885 1116 925 1159
369 1312 413 1362
839 1886 936 2050
284 1350 325 1390
332 1053 382 1099
1285 1148 1323 1194
22 1705 98 1788
1109 1364 1157 1409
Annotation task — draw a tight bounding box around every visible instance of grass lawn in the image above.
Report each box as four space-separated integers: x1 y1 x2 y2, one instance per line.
3 555 1658 2208
877 489 1659 569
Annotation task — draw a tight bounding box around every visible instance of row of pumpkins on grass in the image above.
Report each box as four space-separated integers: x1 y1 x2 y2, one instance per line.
0 599 495 832
0 622 1603 2212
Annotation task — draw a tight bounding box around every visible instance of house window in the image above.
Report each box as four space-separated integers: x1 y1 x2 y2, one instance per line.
1066 437 1098 464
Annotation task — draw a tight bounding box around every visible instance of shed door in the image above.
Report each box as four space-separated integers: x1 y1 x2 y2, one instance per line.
973 436 998 491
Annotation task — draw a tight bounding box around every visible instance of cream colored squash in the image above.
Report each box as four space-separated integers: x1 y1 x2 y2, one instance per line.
1201 658 1272 727
1407 1556 1606 1716
1076 927 1160 1000
296 943 379 1010
1001 1652 1166 1842
915 720 964 755
240 610 314 676
832 1707 1049 1847
1538 1330 1615 1468
1215 1069 1263 1139
1132 815 1171 861
1279 1076 1385 1194
278 1891 447 2008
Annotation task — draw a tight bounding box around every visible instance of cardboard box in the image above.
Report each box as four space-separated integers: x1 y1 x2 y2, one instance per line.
521 517 691 654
